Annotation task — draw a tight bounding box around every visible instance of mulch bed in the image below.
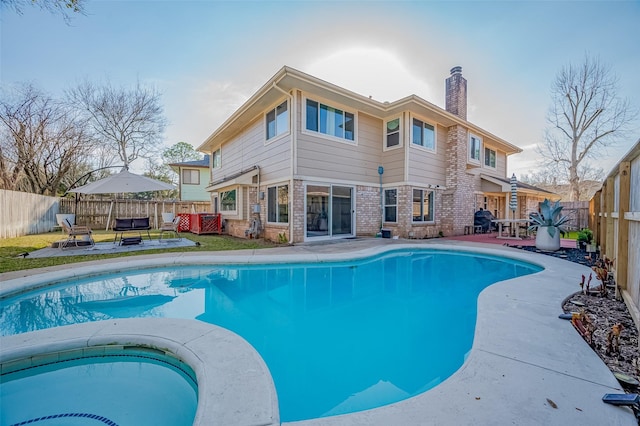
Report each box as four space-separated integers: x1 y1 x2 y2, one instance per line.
514 246 640 393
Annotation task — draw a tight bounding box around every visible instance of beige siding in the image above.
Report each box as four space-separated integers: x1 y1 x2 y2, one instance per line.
296 101 382 184
381 146 404 182
214 115 291 184
406 124 447 185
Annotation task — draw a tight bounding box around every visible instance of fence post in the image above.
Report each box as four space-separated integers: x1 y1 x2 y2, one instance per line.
590 190 601 245
603 177 615 258
617 162 631 290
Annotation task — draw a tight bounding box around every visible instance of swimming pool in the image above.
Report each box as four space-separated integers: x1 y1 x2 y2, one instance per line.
0 248 541 422
1 346 198 426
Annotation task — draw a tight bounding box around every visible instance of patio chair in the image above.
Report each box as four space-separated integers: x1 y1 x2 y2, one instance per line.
159 216 181 241
60 219 95 250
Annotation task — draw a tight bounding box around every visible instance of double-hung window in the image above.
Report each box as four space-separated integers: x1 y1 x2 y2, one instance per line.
306 99 355 141
383 189 397 222
469 134 481 162
412 189 434 222
212 148 221 169
268 184 289 223
266 101 288 140
386 118 400 148
182 169 199 185
412 118 435 150
484 147 496 168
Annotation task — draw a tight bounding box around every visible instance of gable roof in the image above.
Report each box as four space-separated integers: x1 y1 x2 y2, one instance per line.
197 66 523 155
169 155 210 170
481 174 559 198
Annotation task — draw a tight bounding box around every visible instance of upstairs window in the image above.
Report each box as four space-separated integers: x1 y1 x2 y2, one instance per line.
386 118 400 148
412 118 435 150
306 99 354 141
212 148 221 169
268 184 289 223
266 100 288 140
484 147 496 168
412 189 434 222
182 169 200 185
469 134 481 162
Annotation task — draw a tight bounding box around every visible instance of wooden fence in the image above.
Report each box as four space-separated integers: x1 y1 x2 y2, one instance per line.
0 190 60 238
559 201 589 231
60 198 212 230
0 191 213 238
590 139 640 328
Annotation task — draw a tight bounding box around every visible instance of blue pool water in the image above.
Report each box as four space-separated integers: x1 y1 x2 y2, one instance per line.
0 249 541 421
1 348 198 426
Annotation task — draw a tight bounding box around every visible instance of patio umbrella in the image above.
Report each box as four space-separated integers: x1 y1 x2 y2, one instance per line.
509 173 518 219
69 168 175 230
69 168 174 194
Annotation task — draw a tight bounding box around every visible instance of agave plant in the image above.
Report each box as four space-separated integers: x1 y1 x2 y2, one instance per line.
528 199 570 237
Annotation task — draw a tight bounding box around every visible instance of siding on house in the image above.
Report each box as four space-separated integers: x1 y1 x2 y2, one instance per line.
296 96 381 184
213 114 291 185
180 168 211 201
197 66 532 243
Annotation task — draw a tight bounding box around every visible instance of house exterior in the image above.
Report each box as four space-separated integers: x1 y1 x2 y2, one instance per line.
198 66 553 243
169 155 211 201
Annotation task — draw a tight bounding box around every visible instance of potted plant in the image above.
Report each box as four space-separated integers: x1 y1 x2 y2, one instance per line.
528 199 570 251
576 228 594 251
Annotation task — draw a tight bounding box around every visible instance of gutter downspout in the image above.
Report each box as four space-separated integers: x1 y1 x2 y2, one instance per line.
273 82 295 243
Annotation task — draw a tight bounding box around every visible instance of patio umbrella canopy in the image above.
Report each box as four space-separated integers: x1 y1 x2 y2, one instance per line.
69 168 174 194
68 168 175 230
510 173 518 218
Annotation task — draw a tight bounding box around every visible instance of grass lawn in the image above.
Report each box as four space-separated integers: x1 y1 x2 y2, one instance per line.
0 230 276 274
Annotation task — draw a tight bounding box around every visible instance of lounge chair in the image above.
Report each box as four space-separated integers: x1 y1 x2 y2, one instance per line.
159 216 181 241
60 219 95 250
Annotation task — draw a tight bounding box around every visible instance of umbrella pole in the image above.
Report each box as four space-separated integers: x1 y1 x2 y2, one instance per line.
106 200 114 231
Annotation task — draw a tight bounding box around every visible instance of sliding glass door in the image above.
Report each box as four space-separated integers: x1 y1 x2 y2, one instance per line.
305 184 354 240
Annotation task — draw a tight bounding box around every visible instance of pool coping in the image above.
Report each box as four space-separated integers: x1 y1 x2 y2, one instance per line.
0 240 636 425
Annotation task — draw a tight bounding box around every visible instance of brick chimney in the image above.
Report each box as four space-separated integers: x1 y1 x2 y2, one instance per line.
445 66 467 120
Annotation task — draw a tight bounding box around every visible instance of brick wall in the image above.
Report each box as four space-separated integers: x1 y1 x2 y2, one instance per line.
383 185 444 239
445 125 477 236
356 185 382 236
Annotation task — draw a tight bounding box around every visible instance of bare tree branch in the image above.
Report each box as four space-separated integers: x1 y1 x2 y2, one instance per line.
0 0 86 23
0 83 96 195
67 80 167 170
536 54 637 201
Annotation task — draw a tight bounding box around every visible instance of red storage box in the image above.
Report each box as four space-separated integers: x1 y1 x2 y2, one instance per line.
176 213 191 232
189 213 222 234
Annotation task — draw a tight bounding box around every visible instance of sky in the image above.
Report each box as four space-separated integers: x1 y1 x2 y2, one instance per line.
1 0 639 178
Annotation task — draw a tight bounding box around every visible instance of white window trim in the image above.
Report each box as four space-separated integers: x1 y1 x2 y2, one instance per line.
410 115 437 153
468 133 482 164
484 146 497 169
301 95 358 146
182 168 200 185
383 117 402 151
264 99 290 145
212 148 221 170
267 183 289 224
383 188 398 223
412 187 435 224
219 186 241 218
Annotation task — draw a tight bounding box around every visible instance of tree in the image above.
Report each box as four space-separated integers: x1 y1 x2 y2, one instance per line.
162 141 201 164
151 141 202 187
0 83 95 195
67 80 167 170
537 55 636 201
1 0 86 22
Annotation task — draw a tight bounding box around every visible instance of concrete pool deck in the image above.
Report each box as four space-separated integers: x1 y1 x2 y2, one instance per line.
0 238 636 425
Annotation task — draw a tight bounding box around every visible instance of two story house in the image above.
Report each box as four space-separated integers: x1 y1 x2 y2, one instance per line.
198 66 552 243
169 155 211 201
